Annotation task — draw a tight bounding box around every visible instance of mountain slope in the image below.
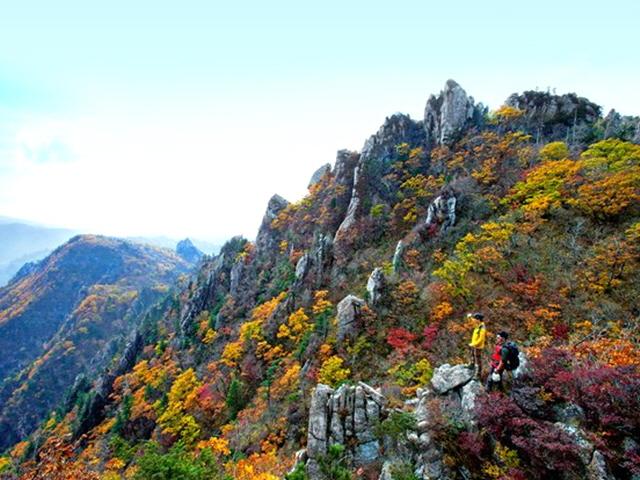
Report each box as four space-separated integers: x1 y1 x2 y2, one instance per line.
2 81 639 479
0 235 193 451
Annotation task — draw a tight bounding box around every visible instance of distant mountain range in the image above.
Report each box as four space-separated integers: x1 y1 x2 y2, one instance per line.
0 234 195 450
0 217 220 287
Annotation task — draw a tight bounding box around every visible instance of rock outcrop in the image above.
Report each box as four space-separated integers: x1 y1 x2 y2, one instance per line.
424 79 483 147
505 90 601 144
430 363 474 394
336 295 365 342
256 194 289 253
306 383 386 479
602 109 640 144
366 268 385 306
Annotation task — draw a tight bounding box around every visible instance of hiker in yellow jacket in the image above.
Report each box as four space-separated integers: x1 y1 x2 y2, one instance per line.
468 312 486 379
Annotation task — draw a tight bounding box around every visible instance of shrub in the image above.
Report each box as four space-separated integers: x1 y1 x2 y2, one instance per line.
134 441 226 480
318 444 352 480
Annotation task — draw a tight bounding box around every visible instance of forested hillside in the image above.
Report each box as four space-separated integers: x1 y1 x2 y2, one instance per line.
0 235 193 452
1 81 639 480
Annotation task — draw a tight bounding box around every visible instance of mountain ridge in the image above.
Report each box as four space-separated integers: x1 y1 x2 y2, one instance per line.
1 80 639 480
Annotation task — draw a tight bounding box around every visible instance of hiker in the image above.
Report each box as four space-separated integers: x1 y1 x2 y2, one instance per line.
487 331 520 392
467 312 486 379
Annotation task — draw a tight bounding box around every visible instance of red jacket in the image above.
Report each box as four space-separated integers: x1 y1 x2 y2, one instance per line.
491 344 504 369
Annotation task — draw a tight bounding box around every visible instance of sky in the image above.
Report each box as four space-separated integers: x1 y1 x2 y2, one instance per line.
1 1 639 243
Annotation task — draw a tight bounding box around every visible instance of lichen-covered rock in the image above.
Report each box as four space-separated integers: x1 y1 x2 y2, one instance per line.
336 294 365 342
295 253 311 282
460 380 484 426
307 384 334 458
306 382 386 478
555 423 594 464
430 364 474 394
229 258 245 297
424 79 482 147
312 233 333 287
553 402 585 425
392 240 404 273
366 268 385 306
587 450 615 480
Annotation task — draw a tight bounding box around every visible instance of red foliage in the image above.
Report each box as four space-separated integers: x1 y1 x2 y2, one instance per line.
458 431 486 460
551 323 569 341
421 324 439 350
476 393 583 476
526 348 573 386
547 364 640 435
386 327 417 352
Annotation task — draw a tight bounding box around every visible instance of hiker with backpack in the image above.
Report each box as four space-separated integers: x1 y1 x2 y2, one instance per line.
467 312 486 380
487 331 519 392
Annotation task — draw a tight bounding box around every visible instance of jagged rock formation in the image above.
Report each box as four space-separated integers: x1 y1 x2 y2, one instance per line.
336 295 365 342
179 236 248 334
505 90 601 144
602 109 640 144
366 268 385 306
256 194 289 253
302 356 615 480
429 363 474 394
176 238 204 264
424 79 484 147
392 240 404 273
306 383 386 479
425 190 457 231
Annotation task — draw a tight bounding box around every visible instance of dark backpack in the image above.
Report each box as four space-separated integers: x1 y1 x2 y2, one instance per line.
502 342 520 371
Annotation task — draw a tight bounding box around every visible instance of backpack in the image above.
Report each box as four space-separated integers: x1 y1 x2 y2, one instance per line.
502 342 520 371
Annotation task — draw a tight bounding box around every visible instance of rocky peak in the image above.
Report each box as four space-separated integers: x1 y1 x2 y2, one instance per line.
256 194 289 253
361 113 424 165
424 79 482 147
175 238 204 264
602 109 640 144
505 90 601 144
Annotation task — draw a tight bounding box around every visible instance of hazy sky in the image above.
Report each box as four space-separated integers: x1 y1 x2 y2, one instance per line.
1 1 638 242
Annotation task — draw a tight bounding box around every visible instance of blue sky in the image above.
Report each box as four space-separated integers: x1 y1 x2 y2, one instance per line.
1 0 638 241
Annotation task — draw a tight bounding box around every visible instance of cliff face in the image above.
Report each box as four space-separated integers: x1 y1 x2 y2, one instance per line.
4 81 640 480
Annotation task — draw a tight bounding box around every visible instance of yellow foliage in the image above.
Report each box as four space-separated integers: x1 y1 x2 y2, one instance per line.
312 290 333 315
277 308 313 343
156 368 202 444
105 457 126 471
272 362 301 400
0 457 10 473
227 451 283 480
492 105 524 122
197 437 231 456
539 141 569 162
431 302 454 322
221 341 244 368
318 356 350 387
202 328 217 344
